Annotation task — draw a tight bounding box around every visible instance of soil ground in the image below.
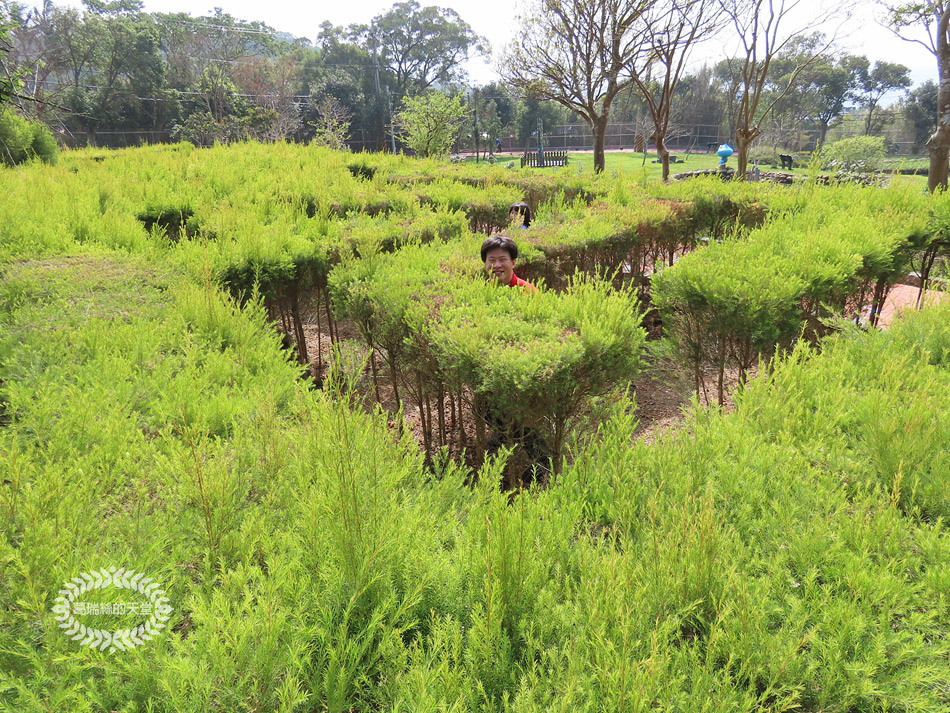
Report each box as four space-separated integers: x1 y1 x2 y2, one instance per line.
878 283 947 326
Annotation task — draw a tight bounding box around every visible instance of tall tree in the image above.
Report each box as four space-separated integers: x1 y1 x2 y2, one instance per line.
884 2 950 190
852 59 912 135
231 54 302 139
674 64 730 146
468 86 504 160
0 5 19 107
905 79 938 153
629 0 722 180
49 0 164 145
394 91 468 157
510 96 569 146
300 23 387 149
477 81 514 131
762 36 830 150
810 54 864 148
353 2 485 97
756 39 865 151
501 0 651 173
6 1 60 118
154 8 285 125
716 0 844 178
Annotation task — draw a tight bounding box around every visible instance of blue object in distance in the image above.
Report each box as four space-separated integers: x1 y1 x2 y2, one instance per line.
717 143 734 167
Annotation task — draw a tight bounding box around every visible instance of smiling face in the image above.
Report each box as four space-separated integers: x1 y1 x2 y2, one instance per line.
484 246 515 285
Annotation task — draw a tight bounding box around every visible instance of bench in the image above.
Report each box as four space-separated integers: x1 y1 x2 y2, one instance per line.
521 150 569 168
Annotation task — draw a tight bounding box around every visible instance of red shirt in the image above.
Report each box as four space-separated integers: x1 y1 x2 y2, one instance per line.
507 273 537 292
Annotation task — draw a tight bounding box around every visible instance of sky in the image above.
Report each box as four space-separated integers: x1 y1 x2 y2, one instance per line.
55 0 939 100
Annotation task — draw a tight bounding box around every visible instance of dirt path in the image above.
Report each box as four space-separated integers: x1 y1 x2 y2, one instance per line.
878 284 947 327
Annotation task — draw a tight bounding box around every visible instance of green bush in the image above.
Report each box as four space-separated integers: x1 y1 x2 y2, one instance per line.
394 92 469 158
821 135 887 172
0 110 58 166
747 144 781 164
652 181 933 403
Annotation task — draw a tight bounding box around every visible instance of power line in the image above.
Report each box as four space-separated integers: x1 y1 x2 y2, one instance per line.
150 16 294 39
23 78 319 101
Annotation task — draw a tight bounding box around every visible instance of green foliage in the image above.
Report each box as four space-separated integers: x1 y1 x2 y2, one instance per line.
651 180 934 400
0 9 21 107
309 97 351 151
395 92 469 159
821 135 888 172
170 108 283 148
905 80 937 154
353 1 486 94
0 110 58 166
3 252 949 709
1 143 949 712
330 235 648 470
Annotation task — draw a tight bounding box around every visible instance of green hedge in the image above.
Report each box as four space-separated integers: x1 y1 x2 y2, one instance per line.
0 110 58 166
330 238 648 475
1 250 947 711
652 181 934 401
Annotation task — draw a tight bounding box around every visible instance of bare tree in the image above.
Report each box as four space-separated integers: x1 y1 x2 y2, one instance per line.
717 0 846 178
630 0 723 180
884 2 950 191
310 96 351 150
500 0 651 173
6 2 59 119
232 54 303 140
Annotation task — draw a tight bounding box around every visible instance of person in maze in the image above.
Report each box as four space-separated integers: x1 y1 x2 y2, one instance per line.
508 202 532 229
481 235 537 292
479 235 548 487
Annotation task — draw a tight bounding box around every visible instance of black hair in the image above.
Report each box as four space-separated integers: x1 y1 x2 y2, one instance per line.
508 202 532 227
481 235 518 261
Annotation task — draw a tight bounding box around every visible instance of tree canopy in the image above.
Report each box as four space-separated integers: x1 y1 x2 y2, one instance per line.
501 0 651 173
352 1 486 96
0 0 940 162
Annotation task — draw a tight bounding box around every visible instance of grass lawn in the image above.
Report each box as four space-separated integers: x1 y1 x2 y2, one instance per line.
481 150 930 188
487 150 727 178
882 155 930 170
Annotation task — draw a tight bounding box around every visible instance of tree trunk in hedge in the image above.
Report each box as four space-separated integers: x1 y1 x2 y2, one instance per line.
928 8 950 193
734 130 754 181
315 293 324 374
474 394 487 469
289 286 308 366
716 337 727 406
655 133 671 181
591 115 609 173
869 277 889 328
916 242 943 308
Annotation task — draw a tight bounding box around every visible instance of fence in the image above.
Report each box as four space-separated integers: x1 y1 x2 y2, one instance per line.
493 117 923 157
58 130 173 149
53 118 926 158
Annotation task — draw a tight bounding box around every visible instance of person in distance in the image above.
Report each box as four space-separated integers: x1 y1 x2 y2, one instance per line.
507 201 532 229
481 235 537 292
